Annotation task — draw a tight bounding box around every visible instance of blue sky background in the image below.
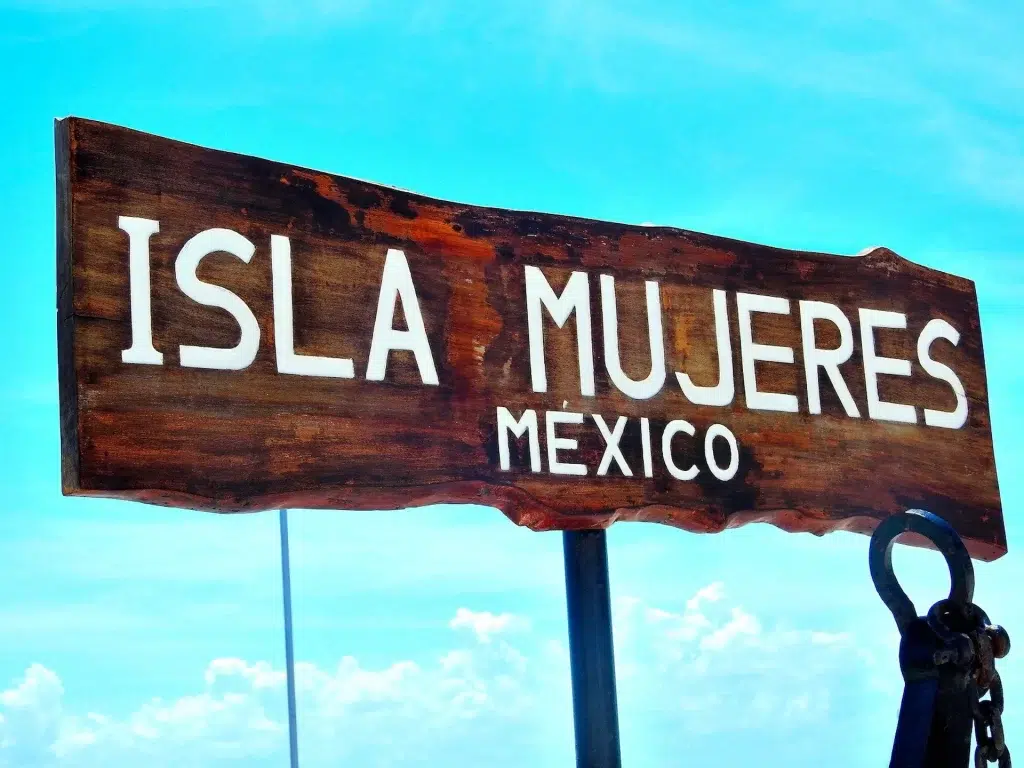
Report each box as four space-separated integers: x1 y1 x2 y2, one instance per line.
1 0 1023 765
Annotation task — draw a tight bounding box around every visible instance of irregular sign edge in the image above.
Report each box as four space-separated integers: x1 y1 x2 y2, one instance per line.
56 117 80 497
62 482 1006 562
953 269 1008 557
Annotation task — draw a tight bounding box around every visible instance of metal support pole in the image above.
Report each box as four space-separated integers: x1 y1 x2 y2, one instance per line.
279 509 300 768
563 529 622 768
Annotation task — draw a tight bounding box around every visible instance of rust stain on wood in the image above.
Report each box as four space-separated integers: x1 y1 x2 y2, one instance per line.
56 117 1006 560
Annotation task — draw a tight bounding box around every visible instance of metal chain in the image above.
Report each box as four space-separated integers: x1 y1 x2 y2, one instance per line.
965 604 1012 768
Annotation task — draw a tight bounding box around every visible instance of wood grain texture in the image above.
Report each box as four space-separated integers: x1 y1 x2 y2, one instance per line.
56 117 1006 560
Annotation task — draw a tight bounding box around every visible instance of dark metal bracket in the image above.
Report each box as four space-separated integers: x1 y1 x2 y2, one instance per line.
871 510 1011 768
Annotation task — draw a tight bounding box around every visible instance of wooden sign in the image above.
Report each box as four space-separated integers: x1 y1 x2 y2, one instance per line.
56 118 1006 560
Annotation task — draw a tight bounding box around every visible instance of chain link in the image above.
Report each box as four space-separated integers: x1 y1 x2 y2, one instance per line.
966 605 1011 768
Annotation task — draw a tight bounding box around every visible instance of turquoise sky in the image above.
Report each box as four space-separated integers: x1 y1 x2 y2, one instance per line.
2 1 1022 765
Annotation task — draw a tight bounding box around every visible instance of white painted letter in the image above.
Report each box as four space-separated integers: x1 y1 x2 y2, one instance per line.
366 249 439 386
799 300 860 417
271 235 354 378
599 275 665 399
497 407 542 472
859 308 916 423
525 266 595 396
918 319 968 429
120 216 163 365
661 419 698 481
546 410 587 476
593 414 632 476
640 417 654 478
737 293 799 412
176 228 260 370
705 424 739 481
677 289 734 406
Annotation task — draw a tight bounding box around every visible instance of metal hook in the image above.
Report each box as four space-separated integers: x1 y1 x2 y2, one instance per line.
869 509 975 635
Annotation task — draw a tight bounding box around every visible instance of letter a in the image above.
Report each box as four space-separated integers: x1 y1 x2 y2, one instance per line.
366 249 439 385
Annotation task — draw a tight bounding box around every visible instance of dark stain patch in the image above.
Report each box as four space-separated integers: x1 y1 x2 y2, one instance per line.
366 230 409 250
481 259 521 386
482 424 501 467
511 215 590 250
284 174 352 235
389 192 418 219
346 187 382 209
453 211 494 238
514 216 545 237
496 244 517 264
893 491 992 544
695 431 761 515
354 210 365 228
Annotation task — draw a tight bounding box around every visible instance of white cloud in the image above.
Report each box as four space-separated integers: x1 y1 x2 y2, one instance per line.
685 581 725 612
449 607 524 643
0 587 891 766
700 607 761 651
0 665 64 765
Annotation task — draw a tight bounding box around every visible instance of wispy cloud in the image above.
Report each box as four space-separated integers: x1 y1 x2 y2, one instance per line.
0 585 894 765
530 0 1024 210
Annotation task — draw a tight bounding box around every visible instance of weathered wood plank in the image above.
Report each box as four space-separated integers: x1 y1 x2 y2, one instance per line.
56 117 1006 559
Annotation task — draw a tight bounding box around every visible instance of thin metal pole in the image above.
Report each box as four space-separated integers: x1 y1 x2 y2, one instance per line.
563 529 622 768
279 509 300 768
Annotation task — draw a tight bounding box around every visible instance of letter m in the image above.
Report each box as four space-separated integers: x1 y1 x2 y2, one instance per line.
524 266 595 396
496 407 541 472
